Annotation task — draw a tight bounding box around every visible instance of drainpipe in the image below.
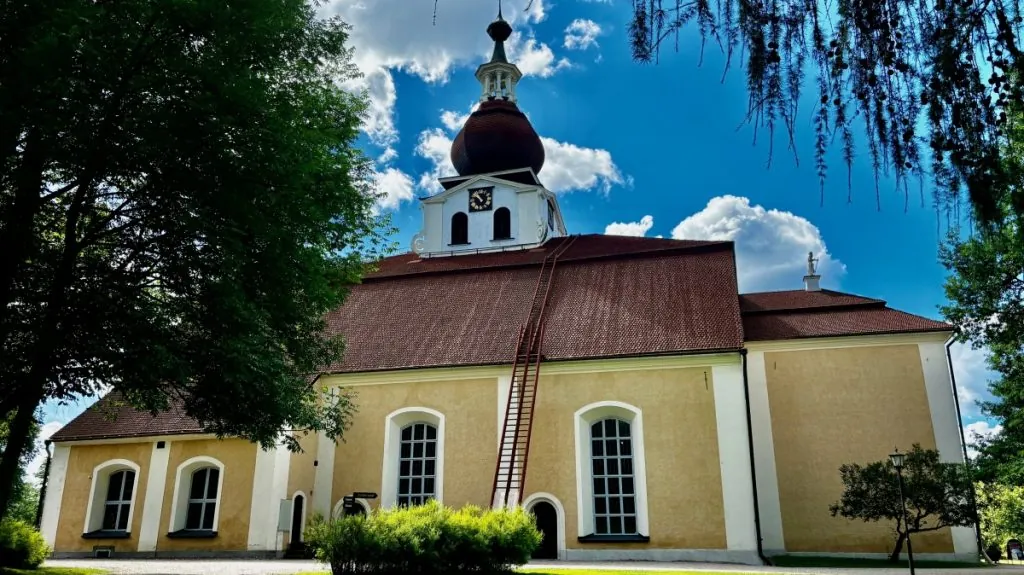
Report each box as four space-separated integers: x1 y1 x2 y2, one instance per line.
740 348 771 566
945 338 987 562
34 440 52 529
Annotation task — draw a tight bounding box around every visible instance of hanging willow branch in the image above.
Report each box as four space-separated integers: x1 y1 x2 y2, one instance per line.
633 0 1024 229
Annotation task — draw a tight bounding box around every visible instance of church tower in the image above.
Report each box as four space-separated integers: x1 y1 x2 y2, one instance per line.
410 8 567 258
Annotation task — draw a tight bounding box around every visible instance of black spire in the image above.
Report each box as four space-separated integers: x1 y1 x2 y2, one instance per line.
486 1 513 64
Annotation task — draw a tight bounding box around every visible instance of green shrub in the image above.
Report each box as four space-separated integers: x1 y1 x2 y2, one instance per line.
305 499 541 574
0 518 50 569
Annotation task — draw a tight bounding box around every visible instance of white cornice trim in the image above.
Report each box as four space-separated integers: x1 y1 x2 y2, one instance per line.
422 174 537 204
53 433 216 447
321 353 740 388
744 331 952 353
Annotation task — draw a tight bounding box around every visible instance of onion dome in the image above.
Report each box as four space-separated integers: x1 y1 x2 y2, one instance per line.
448 6 546 177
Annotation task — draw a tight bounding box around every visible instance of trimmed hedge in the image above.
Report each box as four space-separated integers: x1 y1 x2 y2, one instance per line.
0 519 49 569
305 500 541 574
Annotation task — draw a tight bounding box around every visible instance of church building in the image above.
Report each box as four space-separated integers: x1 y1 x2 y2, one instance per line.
39 11 976 564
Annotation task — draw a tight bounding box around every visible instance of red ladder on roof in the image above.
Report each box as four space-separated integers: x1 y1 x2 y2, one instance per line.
490 235 578 509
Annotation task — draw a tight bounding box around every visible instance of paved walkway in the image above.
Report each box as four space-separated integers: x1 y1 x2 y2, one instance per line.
44 558 1016 575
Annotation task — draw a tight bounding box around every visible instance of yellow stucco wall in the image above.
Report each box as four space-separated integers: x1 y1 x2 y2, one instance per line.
156 438 257 552
55 442 152 553
766 344 954 553
524 367 727 550
331 377 497 512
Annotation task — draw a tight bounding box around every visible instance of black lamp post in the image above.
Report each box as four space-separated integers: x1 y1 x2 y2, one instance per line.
890 448 916 575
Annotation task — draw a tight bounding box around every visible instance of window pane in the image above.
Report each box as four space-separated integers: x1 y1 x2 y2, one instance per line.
426 442 436 457
398 479 409 494
618 420 631 436
624 496 636 514
202 503 216 530
117 504 130 530
106 471 124 500
413 424 424 440
591 440 603 456
190 470 207 499
400 442 411 458
401 426 413 441
620 439 633 456
413 443 423 458
608 478 620 494
603 419 616 436
592 459 604 475
622 458 633 475
609 497 621 514
121 471 135 500
186 502 203 530
412 460 422 475
425 460 435 476
606 458 619 475
624 515 637 534
426 425 436 440
206 469 220 498
605 439 618 456
400 461 410 476
593 478 605 495
411 478 422 494
608 516 622 535
591 422 604 438
102 504 119 530
595 516 608 535
424 478 435 496
398 496 409 507
595 497 607 514
622 477 635 495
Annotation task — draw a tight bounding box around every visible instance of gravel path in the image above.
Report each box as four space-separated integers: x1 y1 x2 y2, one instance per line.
44 558 1019 575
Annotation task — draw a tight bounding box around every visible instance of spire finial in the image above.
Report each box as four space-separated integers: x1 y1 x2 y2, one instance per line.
498 0 503 20
486 4 513 64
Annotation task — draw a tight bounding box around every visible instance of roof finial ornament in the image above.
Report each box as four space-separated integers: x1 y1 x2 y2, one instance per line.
804 251 821 292
498 0 504 20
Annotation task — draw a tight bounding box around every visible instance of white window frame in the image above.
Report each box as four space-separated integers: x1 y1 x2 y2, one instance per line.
573 401 650 539
289 490 308 542
167 455 225 533
380 407 445 509
523 492 567 560
83 459 141 535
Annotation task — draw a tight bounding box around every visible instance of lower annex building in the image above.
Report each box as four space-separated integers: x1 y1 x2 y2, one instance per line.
39 10 976 565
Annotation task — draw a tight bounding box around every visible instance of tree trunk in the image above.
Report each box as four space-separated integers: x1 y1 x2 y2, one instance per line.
0 389 44 522
889 531 907 562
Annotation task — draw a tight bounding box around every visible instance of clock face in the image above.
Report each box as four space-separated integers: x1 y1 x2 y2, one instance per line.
468 188 493 212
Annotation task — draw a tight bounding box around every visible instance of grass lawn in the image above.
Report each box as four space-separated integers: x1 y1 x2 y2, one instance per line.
298 572 748 575
769 555 989 569
0 568 106 575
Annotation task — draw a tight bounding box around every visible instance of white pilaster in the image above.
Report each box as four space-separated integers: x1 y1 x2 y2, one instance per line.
137 440 171 552
267 442 291 551
712 364 758 552
312 429 335 518
247 444 278 551
39 444 70 548
745 350 786 553
919 342 977 557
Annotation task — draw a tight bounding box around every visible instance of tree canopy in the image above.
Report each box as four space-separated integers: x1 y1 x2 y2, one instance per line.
830 445 976 560
0 0 389 520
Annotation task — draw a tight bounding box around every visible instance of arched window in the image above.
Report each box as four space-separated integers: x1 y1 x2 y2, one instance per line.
590 418 636 536
493 207 512 240
574 401 649 541
83 459 140 537
397 422 438 507
168 456 225 537
381 407 445 509
102 470 135 532
451 212 469 245
186 467 220 530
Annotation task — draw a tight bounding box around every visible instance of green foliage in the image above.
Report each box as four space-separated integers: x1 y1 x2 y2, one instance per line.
976 482 1024 550
304 500 542 574
830 444 976 560
0 519 49 569
0 0 395 517
940 76 1024 487
0 414 40 523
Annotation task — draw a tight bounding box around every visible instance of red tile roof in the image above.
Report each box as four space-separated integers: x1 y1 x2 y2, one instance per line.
50 236 953 442
50 391 203 442
739 289 952 341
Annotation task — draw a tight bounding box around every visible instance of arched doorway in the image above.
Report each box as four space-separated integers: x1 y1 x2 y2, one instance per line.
290 494 304 546
530 501 558 559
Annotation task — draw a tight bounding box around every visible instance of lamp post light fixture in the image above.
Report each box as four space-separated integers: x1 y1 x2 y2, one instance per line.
890 448 916 575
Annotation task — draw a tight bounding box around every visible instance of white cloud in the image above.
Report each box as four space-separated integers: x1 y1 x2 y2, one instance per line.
371 167 416 213
377 147 398 164
507 33 572 77
964 420 1002 459
671 195 845 292
564 19 603 50
605 215 654 237
415 108 627 195
324 1 563 149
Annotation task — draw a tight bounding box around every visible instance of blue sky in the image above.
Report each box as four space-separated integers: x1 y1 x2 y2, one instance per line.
31 0 1000 475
